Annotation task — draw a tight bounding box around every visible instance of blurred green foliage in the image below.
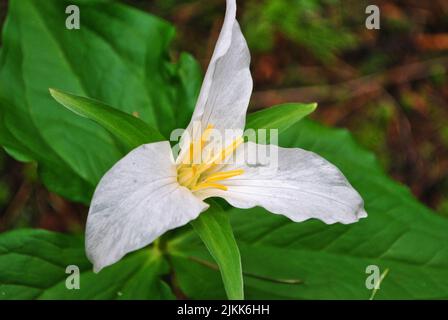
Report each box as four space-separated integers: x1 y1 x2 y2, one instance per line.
0 150 10 208
353 101 394 169
242 0 357 62
152 0 357 62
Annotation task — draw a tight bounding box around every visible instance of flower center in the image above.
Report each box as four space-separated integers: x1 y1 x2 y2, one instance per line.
177 124 244 192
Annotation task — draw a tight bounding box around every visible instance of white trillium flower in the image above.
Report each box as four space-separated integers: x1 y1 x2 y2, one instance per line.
86 0 367 272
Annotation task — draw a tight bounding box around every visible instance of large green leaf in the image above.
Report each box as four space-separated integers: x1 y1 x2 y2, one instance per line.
0 0 200 203
0 229 174 299
189 203 243 300
49 89 164 151
170 120 448 299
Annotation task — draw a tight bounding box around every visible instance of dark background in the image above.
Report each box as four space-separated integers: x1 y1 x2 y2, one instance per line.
0 0 447 231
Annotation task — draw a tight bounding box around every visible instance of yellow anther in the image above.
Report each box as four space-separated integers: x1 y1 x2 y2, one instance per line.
196 136 244 174
177 124 244 192
215 136 244 163
201 124 215 145
177 166 197 187
183 124 215 165
202 169 244 183
191 182 228 192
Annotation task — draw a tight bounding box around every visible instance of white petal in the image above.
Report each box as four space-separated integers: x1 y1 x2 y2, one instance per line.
86 141 208 272
182 0 252 144
196 142 367 224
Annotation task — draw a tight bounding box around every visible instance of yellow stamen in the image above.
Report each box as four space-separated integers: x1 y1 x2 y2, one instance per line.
179 124 215 167
215 136 244 163
191 182 228 192
202 169 244 183
201 124 215 145
176 124 244 191
197 136 244 175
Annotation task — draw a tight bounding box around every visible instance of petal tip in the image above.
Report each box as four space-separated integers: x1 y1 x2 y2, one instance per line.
92 265 102 274
357 207 368 220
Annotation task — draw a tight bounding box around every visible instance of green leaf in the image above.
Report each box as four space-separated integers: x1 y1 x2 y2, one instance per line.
246 102 316 137
50 89 164 151
0 229 174 300
189 203 244 300
170 120 448 299
0 0 199 203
